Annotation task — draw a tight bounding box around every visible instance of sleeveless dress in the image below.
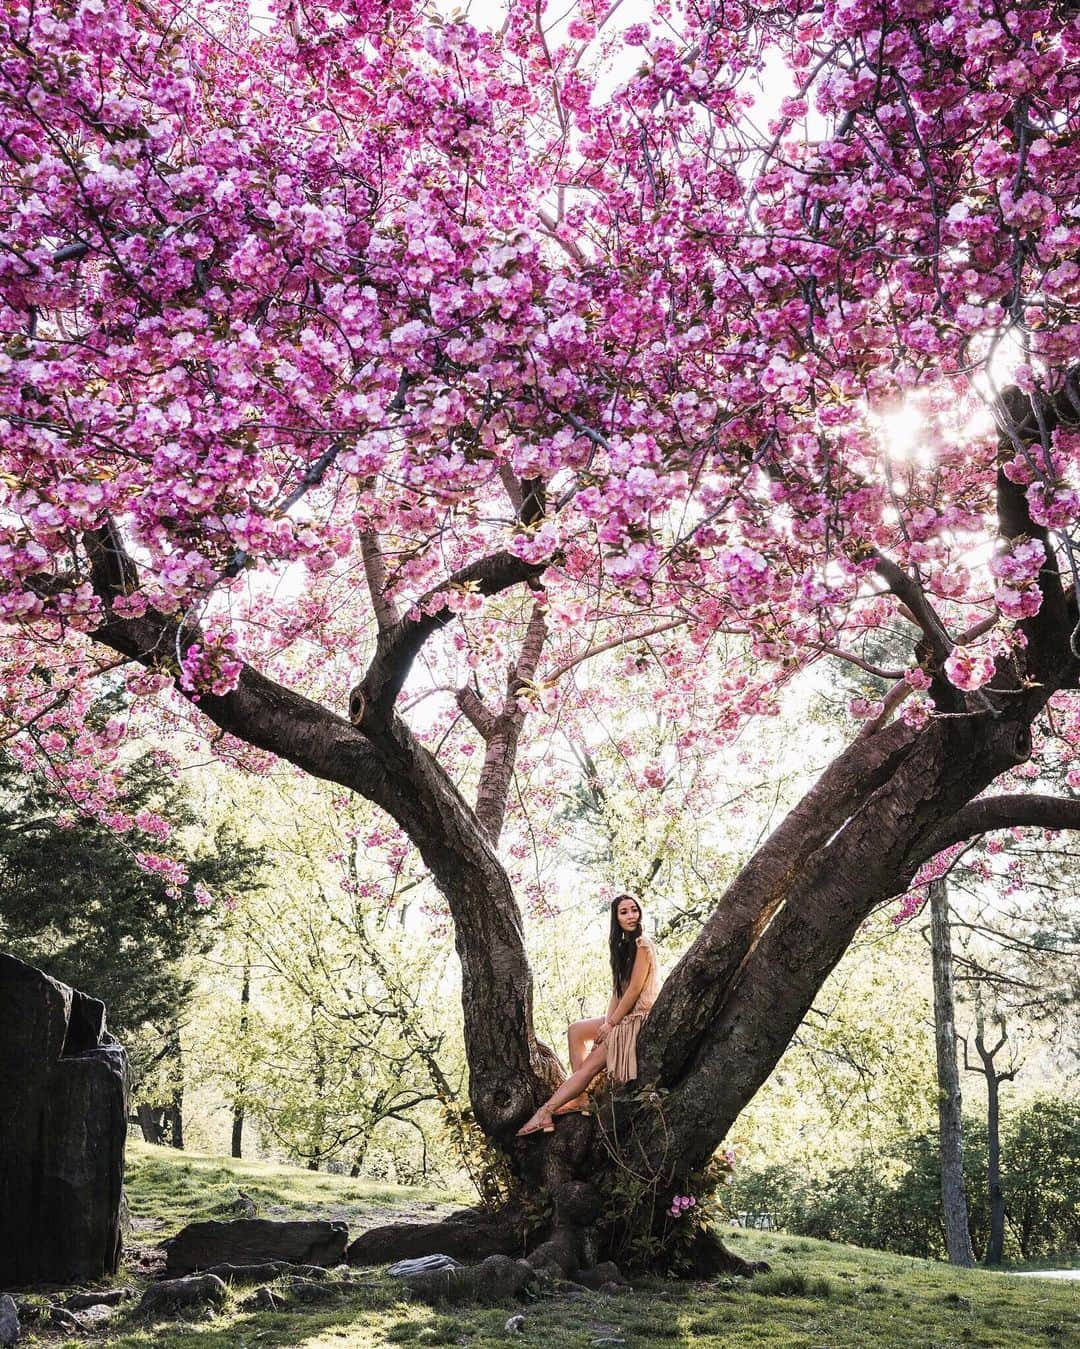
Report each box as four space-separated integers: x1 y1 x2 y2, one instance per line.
606 935 661 1085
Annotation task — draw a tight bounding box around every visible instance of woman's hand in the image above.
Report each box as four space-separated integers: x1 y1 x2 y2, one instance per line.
595 1020 611 1045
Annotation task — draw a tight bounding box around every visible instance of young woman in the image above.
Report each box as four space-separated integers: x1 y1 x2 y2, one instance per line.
516 893 661 1136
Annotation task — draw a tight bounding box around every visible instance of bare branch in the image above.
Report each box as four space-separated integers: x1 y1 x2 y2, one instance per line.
544 619 684 686
456 685 496 740
473 601 550 841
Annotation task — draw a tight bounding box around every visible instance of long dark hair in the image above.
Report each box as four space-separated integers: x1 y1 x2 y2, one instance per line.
609 893 643 996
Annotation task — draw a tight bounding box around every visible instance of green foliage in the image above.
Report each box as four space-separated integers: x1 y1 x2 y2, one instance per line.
0 744 265 1088
439 1102 520 1211
180 771 465 1171
995 1096 1080 1261
727 1094 1080 1264
591 1086 735 1273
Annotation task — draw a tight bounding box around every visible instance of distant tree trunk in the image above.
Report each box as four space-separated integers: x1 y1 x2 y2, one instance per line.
166 1022 184 1150
231 951 250 1159
929 878 975 1266
966 1004 1017 1266
136 1104 165 1146
984 1058 1005 1265
307 1013 326 1170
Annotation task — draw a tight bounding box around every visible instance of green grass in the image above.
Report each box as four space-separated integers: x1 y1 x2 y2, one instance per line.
123 1139 466 1239
19 1143 1078 1348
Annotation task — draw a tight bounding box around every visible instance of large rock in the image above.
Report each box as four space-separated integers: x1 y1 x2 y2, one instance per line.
396 1253 538 1305
0 953 128 1288
162 1220 348 1277
347 1207 523 1266
0 1295 19 1346
136 1275 227 1320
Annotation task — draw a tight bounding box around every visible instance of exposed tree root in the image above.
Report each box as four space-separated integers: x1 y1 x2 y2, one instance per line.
680 1227 771 1278
348 1202 766 1291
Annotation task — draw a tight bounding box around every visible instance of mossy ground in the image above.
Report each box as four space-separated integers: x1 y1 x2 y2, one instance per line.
18 1141 1078 1348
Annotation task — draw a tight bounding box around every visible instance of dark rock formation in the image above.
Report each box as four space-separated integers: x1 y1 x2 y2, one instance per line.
0 953 128 1288
0 1295 19 1346
136 1275 228 1320
162 1220 348 1277
199 1261 331 1286
63 1289 132 1310
347 1206 524 1265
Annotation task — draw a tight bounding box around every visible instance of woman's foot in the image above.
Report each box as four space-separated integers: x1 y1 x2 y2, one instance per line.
553 1095 590 1116
515 1106 555 1136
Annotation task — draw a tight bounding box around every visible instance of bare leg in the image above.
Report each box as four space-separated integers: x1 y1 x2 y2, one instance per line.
554 1017 606 1112
516 1043 609 1134
567 1017 605 1073
548 1043 607 1113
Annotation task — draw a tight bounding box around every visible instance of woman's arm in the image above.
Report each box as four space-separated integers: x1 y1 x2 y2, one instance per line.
606 942 652 1027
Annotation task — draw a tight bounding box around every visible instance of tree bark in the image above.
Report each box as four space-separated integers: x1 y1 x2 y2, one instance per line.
167 1021 184 1150
136 1103 164 1146
929 878 975 1266
231 951 250 1160
985 1063 1005 1266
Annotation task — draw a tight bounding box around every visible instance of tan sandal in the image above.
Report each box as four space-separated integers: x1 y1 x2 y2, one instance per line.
515 1109 555 1136
553 1096 591 1116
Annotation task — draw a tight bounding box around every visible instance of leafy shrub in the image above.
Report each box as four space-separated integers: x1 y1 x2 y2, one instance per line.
728 1094 1079 1262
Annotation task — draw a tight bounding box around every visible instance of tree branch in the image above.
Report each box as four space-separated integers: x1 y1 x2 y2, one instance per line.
353 551 545 724
456 685 497 739
359 532 399 631
473 601 550 842
543 619 684 686
995 385 1076 683
873 552 952 665
925 793 1080 853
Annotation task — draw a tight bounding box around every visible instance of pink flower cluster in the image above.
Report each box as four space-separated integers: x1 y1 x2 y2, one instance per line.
668 1194 696 1220
990 538 1046 619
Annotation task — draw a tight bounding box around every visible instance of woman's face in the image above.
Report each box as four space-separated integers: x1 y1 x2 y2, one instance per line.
616 898 641 932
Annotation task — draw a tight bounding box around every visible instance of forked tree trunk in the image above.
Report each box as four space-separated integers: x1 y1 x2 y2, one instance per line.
968 1006 1017 1267
929 879 975 1266
84 390 1080 1278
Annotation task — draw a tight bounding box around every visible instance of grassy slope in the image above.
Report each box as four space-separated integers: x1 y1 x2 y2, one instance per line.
25 1141 1077 1349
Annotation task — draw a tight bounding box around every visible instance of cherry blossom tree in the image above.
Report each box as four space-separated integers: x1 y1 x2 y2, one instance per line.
4 0 1080 1275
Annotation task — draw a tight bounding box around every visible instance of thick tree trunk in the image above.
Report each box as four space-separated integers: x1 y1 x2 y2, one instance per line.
627 710 1044 1180
929 879 975 1266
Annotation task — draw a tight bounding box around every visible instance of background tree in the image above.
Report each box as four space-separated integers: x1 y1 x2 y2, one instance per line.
4 0 1080 1276
0 736 265 1144
939 833 1079 1264
928 877 977 1266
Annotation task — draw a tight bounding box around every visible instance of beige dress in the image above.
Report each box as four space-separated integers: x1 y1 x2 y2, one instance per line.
606 935 661 1085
